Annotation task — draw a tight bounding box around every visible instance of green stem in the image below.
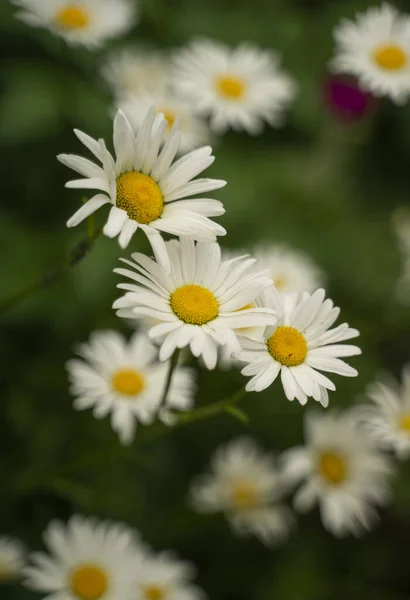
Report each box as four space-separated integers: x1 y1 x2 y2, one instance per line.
0 228 102 314
159 348 181 409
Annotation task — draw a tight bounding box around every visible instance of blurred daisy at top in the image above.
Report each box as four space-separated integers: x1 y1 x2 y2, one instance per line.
189 437 293 545
330 3 410 104
0 537 26 582
23 514 140 600
113 238 276 370
102 47 168 99
133 550 204 600
11 0 137 49
66 330 196 445
239 288 361 406
253 244 325 294
58 107 226 270
280 410 393 537
356 365 410 459
119 93 211 155
172 38 297 134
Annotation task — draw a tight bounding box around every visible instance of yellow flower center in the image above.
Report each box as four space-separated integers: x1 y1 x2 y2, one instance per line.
318 452 347 485
112 369 144 396
267 326 308 367
144 585 165 600
157 109 175 130
399 413 410 433
170 284 219 325
216 75 245 99
116 172 164 224
373 44 407 70
56 5 89 30
273 275 288 290
70 565 108 600
231 480 260 509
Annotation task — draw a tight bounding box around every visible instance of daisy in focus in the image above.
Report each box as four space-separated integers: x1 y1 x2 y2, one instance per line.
133 551 204 600
280 411 393 537
254 244 324 294
0 537 25 582
11 0 137 49
119 93 211 154
330 3 410 104
356 365 410 459
113 239 276 370
23 515 141 600
102 47 168 98
66 330 196 445
172 38 297 134
189 437 293 545
58 108 226 269
238 288 361 406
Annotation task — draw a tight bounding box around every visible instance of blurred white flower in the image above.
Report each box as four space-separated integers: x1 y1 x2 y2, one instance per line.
280 410 393 537
190 437 293 545
253 244 325 294
113 239 276 370
58 108 226 271
119 92 211 155
0 537 25 582
24 515 142 600
12 0 137 49
172 38 297 134
102 47 168 98
66 330 196 445
356 365 410 459
330 3 410 104
238 288 361 406
133 551 204 600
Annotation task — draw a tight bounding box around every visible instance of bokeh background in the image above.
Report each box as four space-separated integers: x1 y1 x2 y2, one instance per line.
2 0 410 598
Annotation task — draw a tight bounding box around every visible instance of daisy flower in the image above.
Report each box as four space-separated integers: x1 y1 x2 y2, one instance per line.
133 551 204 600
238 288 361 406
102 47 168 98
189 437 293 545
253 244 325 294
113 238 276 370
356 365 410 459
119 92 211 154
172 38 297 134
66 330 196 445
58 108 226 271
330 3 410 104
11 0 137 49
0 537 26 582
23 515 141 600
280 410 393 537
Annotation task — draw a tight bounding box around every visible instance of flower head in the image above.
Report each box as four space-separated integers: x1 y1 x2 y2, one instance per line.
239 288 361 406
190 437 293 545
58 108 226 271
0 537 25 582
12 0 137 48
66 330 196 444
324 75 374 122
330 3 410 104
280 410 393 537
172 38 297 134
113 239 276 370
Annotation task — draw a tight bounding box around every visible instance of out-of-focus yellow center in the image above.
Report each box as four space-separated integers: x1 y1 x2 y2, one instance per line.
216 75 245 99
399 413 410 432
273 275 288 290
144 585 165 600
231 480 260 509
116 172 164 224
56 5 89 29
158 109 176 130
170 284 219 325
112 369 144 396
373 44 407 70
70 564 108 600
0 563 14 581
267 326 307 367
318 452 347 485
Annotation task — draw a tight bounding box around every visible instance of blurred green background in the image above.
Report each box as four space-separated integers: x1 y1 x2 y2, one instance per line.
2 0 410 598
